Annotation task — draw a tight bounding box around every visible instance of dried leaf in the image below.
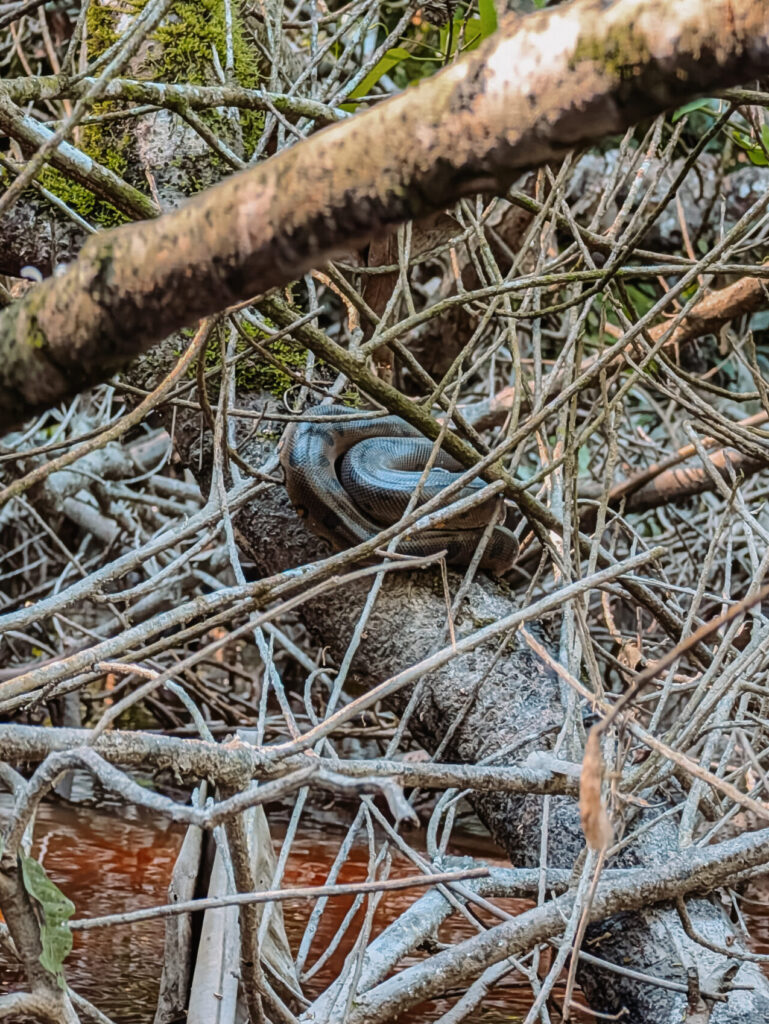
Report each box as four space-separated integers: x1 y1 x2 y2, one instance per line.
617 640 643 673
579 729 614 851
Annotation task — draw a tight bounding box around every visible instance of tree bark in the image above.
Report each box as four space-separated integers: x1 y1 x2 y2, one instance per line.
229 473 769 1022
175 407 765 1022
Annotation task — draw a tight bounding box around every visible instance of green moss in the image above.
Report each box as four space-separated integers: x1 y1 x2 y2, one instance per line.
39 0 263 221
189 317 333 399
249 336 311 394
38 166 95 219
151 0 263 154
85 0 126 57
571 25 649 79
52 1 135 225
33 2 134 224
152 0 256 86
339 388 361 406
213 320 311 396
39 159 128 228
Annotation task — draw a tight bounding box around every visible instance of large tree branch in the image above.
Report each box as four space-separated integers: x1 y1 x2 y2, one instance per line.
231 482 769 1021
1 0 768 429
345 824 769 1024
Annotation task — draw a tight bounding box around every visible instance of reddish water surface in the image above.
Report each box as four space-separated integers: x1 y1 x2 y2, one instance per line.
0 801 185 1021
5 800 762 1022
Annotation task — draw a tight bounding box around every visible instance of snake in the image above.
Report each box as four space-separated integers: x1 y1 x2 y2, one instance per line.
279 405 519 575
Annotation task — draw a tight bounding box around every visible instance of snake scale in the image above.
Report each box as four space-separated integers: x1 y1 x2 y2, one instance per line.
280 405 519 575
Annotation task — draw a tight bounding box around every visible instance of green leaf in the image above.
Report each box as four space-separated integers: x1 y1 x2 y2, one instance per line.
731 128 769 166
465 17 489 51
477 0 497 39
671 97 719 123
20 853 75 990
624 283 657 318
344 47 413 106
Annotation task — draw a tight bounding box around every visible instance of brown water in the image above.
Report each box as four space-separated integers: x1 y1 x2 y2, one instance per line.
4 801 762 1022
0 802 184 1021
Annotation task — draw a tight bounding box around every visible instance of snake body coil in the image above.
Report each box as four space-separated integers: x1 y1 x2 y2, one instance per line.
280 406 518 575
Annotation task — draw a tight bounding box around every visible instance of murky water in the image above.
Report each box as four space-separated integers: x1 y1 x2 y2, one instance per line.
0 801 185 1021
6 799 757 1022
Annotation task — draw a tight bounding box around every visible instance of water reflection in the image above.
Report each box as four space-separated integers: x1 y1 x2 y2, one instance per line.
0 799 184 1022
7 800 756 1022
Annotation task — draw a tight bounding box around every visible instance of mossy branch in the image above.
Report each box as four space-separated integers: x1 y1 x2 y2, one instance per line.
0 0 768 429
1 75 347 125
0 92 159 222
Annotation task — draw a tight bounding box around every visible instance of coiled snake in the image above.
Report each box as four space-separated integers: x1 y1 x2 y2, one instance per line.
280 405 518 575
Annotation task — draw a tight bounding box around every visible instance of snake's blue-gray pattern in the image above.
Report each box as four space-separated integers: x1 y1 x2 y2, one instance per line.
280 405 518 575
